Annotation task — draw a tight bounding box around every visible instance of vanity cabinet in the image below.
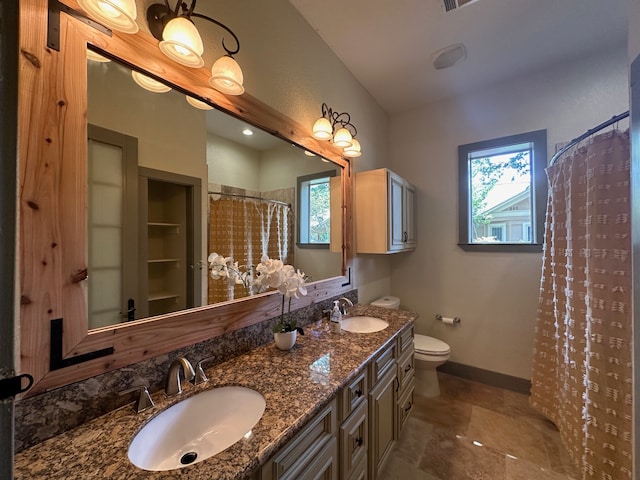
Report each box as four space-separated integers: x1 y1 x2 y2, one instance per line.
355 168 416 254
261 399 338 480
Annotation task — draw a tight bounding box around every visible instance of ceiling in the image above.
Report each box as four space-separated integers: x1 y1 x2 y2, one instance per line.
290 0 629 114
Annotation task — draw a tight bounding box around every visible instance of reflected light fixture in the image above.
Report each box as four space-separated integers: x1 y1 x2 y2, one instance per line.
146 2 245 95
312 103 362 157
78 0 139 33
131 71 172 93
242 128 254 136
86 48 111 63
186 95 213 110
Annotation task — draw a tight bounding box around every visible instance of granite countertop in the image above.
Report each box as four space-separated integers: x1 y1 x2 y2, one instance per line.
14 305 416 480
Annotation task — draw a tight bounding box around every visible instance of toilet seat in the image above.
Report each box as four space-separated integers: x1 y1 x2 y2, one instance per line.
414 334 450 356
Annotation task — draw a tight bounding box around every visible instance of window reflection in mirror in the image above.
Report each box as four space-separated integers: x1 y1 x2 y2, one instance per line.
86 50 342 329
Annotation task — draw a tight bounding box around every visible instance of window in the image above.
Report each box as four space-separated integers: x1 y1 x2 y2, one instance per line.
297 171 336 248
458 130 547 252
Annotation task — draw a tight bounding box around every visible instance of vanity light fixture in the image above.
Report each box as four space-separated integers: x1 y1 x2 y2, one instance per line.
78 0 139 34
186 95 214 110
312 103 362 157
146 2 245 95
131 71 172 93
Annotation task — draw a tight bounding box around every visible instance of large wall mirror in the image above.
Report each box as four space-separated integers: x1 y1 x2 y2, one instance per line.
86 55 343 329
19 0 352 397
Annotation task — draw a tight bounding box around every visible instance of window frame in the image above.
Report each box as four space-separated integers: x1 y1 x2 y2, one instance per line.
457 129 547 252
297 170 337 249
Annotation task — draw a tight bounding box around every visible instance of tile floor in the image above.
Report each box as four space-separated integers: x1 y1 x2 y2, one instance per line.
379 372 580 480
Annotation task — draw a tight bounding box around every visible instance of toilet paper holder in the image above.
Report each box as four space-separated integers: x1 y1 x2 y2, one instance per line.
435 314 461 324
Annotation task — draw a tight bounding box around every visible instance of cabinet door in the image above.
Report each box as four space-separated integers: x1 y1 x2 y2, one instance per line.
368 368 397 479
387 172 405 251
340 400 368 479
403 182 417 249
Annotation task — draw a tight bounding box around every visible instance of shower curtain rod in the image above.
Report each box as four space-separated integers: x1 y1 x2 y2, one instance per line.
208 191 291 208
549 110 629 166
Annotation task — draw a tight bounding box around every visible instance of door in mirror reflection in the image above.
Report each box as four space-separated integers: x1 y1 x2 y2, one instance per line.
87 126 138 329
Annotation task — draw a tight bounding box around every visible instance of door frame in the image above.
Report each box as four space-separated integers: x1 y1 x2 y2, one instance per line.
0 1 19 477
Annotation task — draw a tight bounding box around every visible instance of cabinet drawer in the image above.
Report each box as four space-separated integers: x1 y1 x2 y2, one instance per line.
398 325 414 357
397 379 415 436
340 370 368 421
340 400 368 480
262 398 337 480
370 342 396 386
397 347 414 393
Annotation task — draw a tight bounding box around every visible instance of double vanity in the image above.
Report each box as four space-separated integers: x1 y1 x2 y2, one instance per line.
14 305 416 479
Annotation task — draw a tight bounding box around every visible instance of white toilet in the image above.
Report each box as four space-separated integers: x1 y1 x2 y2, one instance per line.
371 296 451 397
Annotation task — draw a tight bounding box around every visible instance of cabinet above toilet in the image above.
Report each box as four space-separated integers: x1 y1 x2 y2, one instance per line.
355 168 416 254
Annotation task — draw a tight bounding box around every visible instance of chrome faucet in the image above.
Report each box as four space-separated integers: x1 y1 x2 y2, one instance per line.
338 297 354 316
165 357 196 396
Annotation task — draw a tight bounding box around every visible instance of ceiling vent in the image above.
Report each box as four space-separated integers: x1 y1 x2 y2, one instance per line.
432 43 467 69
443 0 479 13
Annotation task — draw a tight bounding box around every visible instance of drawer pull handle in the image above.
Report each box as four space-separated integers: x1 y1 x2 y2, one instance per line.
404 364 412 373
354 437 363 447
404 401 413 413
353 388 363 398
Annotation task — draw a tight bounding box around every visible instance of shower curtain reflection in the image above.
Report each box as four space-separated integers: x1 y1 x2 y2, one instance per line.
208 195 292 303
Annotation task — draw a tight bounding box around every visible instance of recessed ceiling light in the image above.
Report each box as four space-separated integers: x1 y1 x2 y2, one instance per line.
242 128 253 136
304 150 316 157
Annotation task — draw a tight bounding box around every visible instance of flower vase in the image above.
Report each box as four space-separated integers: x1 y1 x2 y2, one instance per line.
274 330 297 351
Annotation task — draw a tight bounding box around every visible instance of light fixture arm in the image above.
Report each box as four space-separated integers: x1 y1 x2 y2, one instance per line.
190 11 240 56
321 103 358 137
147 1 240 56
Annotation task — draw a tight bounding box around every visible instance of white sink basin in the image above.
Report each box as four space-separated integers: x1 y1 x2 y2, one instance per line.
341 316 389 333
128 386 265 471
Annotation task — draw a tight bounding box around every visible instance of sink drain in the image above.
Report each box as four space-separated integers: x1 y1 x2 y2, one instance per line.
180 452 198 465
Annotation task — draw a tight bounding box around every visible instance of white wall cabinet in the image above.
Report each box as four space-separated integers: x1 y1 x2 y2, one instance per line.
355 168 416 254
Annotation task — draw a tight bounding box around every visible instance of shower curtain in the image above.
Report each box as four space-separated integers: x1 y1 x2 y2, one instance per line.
530 129 632 479
208 197 292 303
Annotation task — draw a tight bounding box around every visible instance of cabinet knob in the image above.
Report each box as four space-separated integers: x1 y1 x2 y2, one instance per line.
354 437 363 447
404 364 412 373
404 401 413 414
353 388 363 398
403 231 408 242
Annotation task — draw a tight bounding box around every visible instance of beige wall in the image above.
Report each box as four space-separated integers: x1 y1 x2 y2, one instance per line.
388 47 629 379
87 61 207 180
206 133 261 191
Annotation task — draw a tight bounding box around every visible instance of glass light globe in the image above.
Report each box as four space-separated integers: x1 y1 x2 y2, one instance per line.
78 0 138 34
131 71 171 93
210 56 245 95
343 138 362 157
333 127 353 148
159 17 205 68
186 95 213 110
86 49 110 63
312 117 333 140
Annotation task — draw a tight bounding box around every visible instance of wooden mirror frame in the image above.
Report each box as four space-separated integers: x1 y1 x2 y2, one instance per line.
18 0 353 397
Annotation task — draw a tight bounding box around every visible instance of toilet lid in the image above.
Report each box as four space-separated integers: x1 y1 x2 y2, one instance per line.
414 334 450 355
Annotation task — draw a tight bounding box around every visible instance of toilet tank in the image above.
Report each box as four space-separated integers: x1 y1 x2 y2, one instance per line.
371 296 400 310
